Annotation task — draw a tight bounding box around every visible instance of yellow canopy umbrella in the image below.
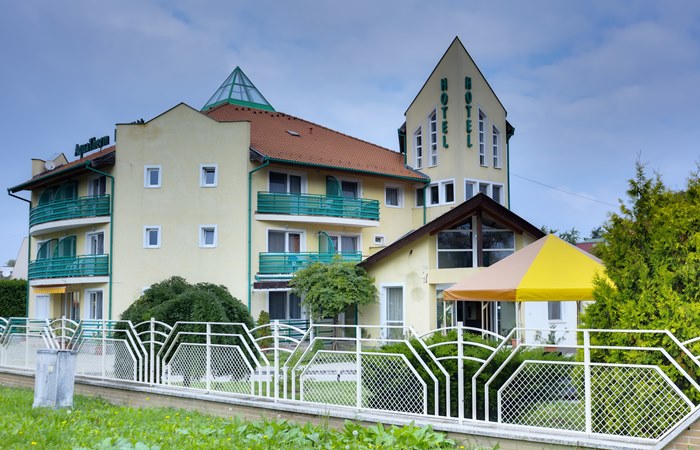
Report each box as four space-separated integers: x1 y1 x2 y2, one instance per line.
444 234 608 302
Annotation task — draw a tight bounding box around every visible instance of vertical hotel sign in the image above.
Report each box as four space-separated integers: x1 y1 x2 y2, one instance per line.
440 78 449 148
465 76 473 148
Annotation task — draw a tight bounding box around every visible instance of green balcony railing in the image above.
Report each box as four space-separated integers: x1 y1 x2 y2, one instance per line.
257 192 379 221
258 251 363 275
28 255 109 280
30 195 111 228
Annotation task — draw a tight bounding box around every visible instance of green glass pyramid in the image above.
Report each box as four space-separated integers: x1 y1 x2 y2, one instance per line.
201 67 275 111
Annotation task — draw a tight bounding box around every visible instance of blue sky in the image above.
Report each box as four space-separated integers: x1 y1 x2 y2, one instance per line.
1 1 699 264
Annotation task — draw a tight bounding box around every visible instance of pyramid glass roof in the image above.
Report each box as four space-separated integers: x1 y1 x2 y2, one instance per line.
202 67 275 112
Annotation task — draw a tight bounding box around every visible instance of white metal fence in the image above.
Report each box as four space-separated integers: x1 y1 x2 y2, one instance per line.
1 316 698 445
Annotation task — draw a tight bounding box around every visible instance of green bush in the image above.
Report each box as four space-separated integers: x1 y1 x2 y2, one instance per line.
119 277 256 385
120 276 253 328
371 331 571 420
0 279 27 318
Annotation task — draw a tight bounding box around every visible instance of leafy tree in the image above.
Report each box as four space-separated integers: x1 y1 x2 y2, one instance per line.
581 163 700 396
120 276 254 328
0 279 26 317
288 260 378 325
539 225 580 244
539 225 558 235
5 259 15 267
588 226 604 240
558 227 580 245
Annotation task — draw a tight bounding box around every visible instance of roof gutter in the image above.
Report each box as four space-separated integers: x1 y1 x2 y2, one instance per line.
262 156 429 184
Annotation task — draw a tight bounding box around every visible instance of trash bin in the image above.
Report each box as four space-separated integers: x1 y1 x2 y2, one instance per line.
33 349 77 409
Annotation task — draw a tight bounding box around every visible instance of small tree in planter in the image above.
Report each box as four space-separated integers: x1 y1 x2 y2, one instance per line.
288 260 378 339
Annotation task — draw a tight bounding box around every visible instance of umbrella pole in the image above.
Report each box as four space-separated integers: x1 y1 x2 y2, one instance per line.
515 302 521 344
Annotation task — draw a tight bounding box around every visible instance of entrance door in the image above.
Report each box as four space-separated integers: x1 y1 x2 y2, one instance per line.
381 286 404 340
35 295 50 320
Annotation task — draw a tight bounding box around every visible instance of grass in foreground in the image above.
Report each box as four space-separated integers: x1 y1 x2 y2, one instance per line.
0 386 469 449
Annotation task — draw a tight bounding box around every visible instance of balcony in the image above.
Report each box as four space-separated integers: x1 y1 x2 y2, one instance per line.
28 255 109 281
258 251 363 277
30 195 110 233
256 192 379 227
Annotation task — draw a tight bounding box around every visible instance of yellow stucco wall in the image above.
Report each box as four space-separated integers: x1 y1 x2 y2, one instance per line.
111 104 251 317
365 230 539 335
406 38 509 225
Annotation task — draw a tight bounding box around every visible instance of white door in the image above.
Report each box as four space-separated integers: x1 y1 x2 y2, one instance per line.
87 291 103 320
35 295 50 320
381 286 404 340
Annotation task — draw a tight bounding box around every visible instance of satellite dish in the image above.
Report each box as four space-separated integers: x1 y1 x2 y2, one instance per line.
1 269 11 277
44 161 56 171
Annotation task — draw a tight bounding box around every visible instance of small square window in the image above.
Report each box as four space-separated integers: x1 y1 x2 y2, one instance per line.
199 225 217 248
385 186 403 207
200 164 218 187
144 166 161 188
144 226 161 248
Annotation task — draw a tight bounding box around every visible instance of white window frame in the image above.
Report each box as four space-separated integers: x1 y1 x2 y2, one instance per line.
85 289 104 320
200 164 218 187
436 221 475 269
325 232 361 254
415 187 425 208
478 111 487 167
465 178 505 205
337 177 362 198
492 126 501 169
88 175 107 197
429 110 438 167
199 224 218 248
384 184 404 208
427 178 455 207
380 283 405 341
144 165 162 188
266 228 306 252
548 301 563 322
267 170 307 193
144 226 161 249
267 289 305 321
85 231 105 255
414 126 423 169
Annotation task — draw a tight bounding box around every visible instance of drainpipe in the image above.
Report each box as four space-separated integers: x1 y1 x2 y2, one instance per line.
7 190 31 316
422 180 430 225
85 164 115 320
506 126 515 210
248 159 270 312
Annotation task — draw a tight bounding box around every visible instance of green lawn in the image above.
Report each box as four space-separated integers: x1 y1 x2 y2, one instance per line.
0 386 468 449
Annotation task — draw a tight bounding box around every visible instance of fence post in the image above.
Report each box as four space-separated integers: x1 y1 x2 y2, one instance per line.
101 320 107 379
584 330 592 434
24 318 30 369
205 323 212 391
356 324 362 409
149 318 155 385
457 321 464 424
273 320 279 402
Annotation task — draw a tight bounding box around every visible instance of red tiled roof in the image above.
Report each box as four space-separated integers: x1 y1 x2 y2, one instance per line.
9 146 116 192
204 104 428 181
